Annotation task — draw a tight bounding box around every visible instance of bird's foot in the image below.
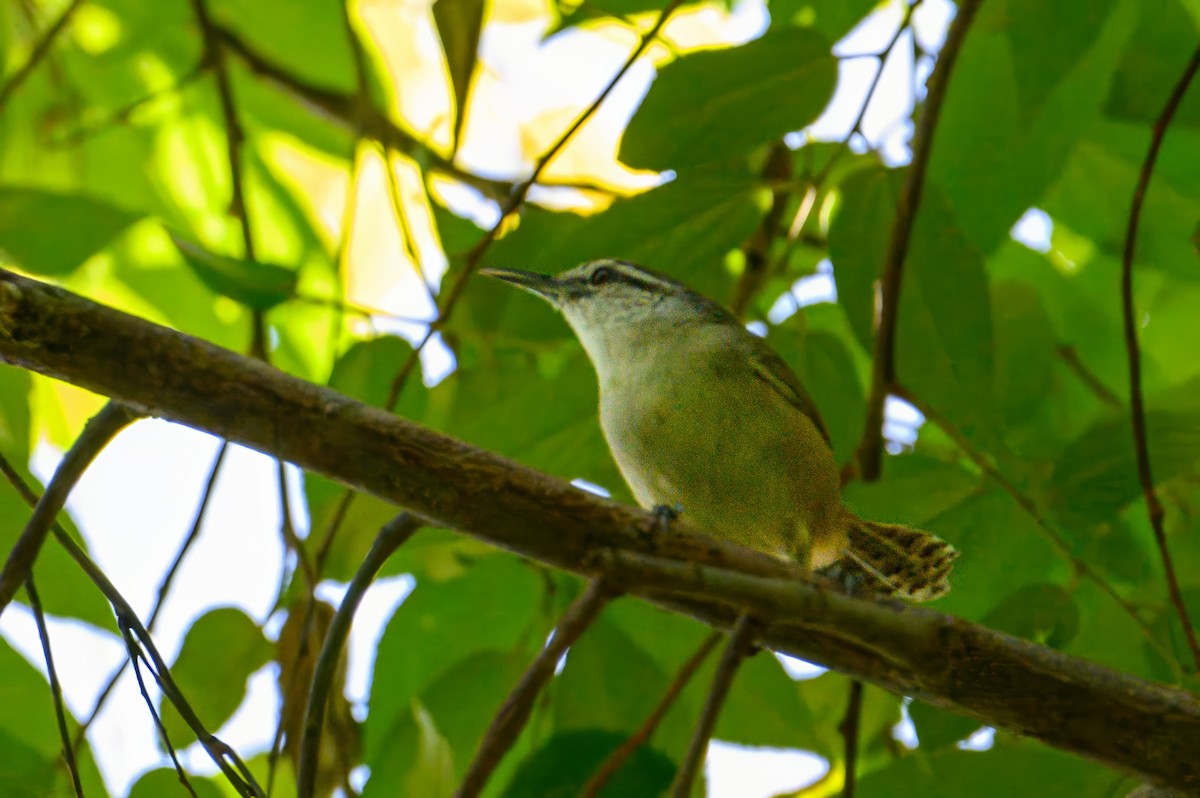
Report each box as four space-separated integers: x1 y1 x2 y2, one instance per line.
815 561 866 597
650 503 683 535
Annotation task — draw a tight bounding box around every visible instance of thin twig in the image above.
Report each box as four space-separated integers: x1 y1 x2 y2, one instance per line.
0 401 139 617
0 0 86 111
581 630 722 798
1119 42 1200 672
671 614 759 797
380 143 439 308
1056 345 1121 409
71 440 230 756
46 64 207 147
892 385 1177 672
123 624 200 798
455 578 616 798
192 0 319 593
756 0 920 296
838 680 864 798
0 453 265 797
315 0 683 563
26 577 84 797
856 0 983 481
812 0 921 189
296 514 422 798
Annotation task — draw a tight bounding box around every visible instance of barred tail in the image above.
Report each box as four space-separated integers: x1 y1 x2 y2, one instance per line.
824 515 958 602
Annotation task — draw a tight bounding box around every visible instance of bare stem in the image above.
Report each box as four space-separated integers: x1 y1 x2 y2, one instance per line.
670 614 759 797
1118 42 1200 673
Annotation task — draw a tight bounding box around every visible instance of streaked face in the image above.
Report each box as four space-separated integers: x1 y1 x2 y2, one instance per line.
481 259 730 373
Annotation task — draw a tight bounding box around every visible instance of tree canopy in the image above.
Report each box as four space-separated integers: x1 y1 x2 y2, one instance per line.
1 0 1199 796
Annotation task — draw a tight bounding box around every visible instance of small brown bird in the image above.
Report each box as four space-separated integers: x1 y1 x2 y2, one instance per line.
483 259 957 601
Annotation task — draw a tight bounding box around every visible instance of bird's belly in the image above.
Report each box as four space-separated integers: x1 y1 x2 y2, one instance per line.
599 380 837 562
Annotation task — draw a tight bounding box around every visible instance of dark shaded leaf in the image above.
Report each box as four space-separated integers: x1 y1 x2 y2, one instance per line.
433 0 487 152
621 28 836 170
770 0 879 42
128 769 224 798
858 740 1119 797
909 702 983 752
365 556 542 763
0 189 138 275
160 607 272 747
169 235 298 311
983 582 1081 648
502 729 674 798
930 0 1132 252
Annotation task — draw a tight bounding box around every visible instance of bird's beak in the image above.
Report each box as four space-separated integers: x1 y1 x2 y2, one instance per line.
479 267 565 304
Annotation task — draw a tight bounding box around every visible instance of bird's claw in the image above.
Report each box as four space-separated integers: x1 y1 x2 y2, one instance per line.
651 503 683 535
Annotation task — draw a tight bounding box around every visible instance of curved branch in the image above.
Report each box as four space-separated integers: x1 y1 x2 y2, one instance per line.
1119 42 1200 672
0 267 1198 792
0 400 139 616
297 513 420 798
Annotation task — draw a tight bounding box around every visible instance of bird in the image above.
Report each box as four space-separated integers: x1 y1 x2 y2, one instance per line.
481 258 957 601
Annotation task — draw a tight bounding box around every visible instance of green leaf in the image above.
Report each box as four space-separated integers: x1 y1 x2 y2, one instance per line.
930 0 1135 252
422 348 625 494
1104 0 1200 128
0 637 109 796
831 166 996 440
0 729 55 798
0 482 115 630
1049 410 1200 525
433 0 486 152
208 0 363 94
908 702 983 752
857 739 1118 797
160 607 272 747
0 188 138 275
914 488 1069 623
716 648 822 751
554 612 669 734
990 281 1058 427
827 165 904 351
769 0 879 42
0 365 31 465
1044 123 1200 279
621 28 836 170
365 556 543 763
128 768 224 798
362 699 455 798
169 235 298 311
501 729 675 798
418 650 529 778
982 582 1081 649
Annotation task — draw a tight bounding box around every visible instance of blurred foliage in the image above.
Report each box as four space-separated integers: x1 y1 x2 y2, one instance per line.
1 0 1198 795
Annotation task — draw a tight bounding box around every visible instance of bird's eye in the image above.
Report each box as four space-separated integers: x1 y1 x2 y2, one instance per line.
589 266 612 286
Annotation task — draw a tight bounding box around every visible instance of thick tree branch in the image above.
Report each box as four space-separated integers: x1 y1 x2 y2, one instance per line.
1120 42 1200 672
0 268 1198 792
856 0 983 480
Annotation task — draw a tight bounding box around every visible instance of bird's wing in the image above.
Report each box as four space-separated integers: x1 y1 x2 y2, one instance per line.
748 349 833 447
